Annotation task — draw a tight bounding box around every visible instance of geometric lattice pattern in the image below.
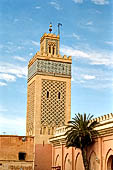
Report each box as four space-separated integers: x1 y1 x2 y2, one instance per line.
26 81 35 134
41 79 66 126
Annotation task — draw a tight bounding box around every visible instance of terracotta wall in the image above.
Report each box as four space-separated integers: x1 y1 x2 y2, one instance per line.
52 134 113 170
34 144 52 170
0 135 34 170
52 145 84 170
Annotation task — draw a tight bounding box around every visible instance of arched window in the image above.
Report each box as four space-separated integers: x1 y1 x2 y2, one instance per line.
40 128 42 134
58 92 61 99
52 127 54 135
47 91 49 98
53 46 55 55
43 127 46 135
107 155 113 170
48 129 50 135
49 46 51 53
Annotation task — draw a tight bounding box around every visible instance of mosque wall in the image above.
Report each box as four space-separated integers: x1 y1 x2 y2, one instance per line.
50 114 113 170
51 135 113 170
0 135 34 170
34 144 52 170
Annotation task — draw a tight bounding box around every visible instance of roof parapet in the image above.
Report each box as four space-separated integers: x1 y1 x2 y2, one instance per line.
91 113 113 123
28 52 72 68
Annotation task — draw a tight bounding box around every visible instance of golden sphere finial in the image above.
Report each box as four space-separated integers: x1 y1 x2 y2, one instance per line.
49 22 52 33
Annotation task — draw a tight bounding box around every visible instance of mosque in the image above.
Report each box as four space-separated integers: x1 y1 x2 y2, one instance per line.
0 25 113 170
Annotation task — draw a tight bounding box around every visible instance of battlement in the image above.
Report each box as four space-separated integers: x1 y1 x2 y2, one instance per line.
40 33 59 43
91 113 113 123
28 52 72 68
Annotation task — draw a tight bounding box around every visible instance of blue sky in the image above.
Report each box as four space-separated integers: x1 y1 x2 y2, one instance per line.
0 0 113 135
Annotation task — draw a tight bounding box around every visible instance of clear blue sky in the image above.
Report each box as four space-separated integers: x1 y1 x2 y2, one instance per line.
0 0 113 135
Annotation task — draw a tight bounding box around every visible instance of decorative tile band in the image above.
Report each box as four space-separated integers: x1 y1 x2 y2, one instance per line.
28 59 71 80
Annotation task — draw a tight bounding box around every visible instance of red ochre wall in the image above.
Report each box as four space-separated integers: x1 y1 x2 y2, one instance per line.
0 135 34 161
52 145 84 170
52 134 113 170
34 144 52 170
0 135 34 169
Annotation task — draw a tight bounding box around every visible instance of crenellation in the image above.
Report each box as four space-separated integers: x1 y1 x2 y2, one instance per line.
28 53 72 69
36 51 40 55
63 55 67 59
109 112 113 118
40 33 59 44
91 113 113 124
68 56 72 59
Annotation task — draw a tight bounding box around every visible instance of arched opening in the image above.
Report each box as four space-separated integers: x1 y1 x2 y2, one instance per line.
53 46 55 55
43 127 46 134
52 127 54 135
55 155 60 166
75 152 84 170
107 155 113 170
40 128 42 134
64 153 71 170
58 92 61 99
64 153 68 170
48 128 50 135
49 46 51 53
47 91 49 98
105 148 113 169
89 151 99 170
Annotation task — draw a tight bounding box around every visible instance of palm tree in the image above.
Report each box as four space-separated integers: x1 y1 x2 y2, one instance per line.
65 113 99 170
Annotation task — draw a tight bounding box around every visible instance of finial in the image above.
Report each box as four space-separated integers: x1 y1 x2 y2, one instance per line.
49 22 52 33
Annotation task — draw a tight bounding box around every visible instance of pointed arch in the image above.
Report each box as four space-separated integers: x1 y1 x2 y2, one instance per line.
89 151 99 170
55 154 60 166
64 153 69 170
75 152 84 170
105 148 113 170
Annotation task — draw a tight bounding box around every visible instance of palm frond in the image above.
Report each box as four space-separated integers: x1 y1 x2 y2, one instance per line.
65 113 99 150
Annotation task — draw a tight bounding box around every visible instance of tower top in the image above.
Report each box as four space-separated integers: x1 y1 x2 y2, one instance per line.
40 32 59 44
28 26 72 68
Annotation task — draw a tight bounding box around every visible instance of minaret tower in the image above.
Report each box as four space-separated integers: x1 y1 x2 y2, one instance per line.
26 24 72 144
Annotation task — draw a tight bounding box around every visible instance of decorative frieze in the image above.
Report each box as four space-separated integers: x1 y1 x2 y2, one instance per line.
28 59 71 80
28 61 37 80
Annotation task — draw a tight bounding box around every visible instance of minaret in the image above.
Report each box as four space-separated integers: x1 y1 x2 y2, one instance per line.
26 24 72 144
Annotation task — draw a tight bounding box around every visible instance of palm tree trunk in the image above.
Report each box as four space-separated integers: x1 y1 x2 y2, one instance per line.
81 148 89 170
